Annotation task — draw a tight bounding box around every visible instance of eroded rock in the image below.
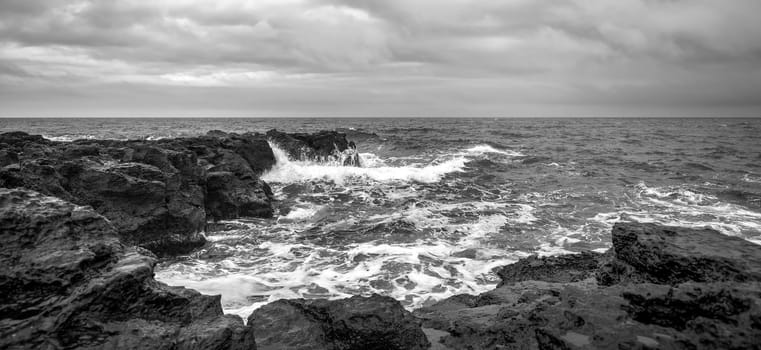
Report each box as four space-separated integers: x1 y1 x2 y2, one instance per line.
0 188 255 350
266 129 361 166
415 222 761 349
250 294 429 350
598 222 761 286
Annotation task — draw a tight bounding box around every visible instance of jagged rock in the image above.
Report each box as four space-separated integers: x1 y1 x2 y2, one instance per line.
0 131 280 255
415 222 761 349
496 251 604 287
597 222 761 285
250 294 429 350
266 129 361 166
205 171 273 220
0 129 358 254
0 188 255 350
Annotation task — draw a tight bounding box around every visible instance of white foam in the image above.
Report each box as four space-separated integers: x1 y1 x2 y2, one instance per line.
43 134 100 142
743 174 761 183
278 204 323 222
262 142 466 184
155 203 526 320
464 144 524 157
588 182 761 240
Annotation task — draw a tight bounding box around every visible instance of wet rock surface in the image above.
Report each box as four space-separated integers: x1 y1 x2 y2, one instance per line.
0 188 256 350
496 250 604 287
267 129 361 166
415 222 761 349
0 130 354 255
250 294 430 350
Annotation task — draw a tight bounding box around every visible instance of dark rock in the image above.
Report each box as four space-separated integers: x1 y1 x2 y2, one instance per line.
1 130 360 254
415 222 761 349
0 131 281 255
0 188 255 350
250 294 429 350
206 171 274 220
496 251 604 287
0 149 19 167
597 222 761 285
266 129 361 166
162 131 276 176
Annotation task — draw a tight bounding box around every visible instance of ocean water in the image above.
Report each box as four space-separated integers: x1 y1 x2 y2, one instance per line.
3 117 761 319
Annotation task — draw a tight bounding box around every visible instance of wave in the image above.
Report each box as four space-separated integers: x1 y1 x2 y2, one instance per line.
743 174 761 183
43 134 100 142
156 229 522 321
463 144 525 157
588 182 761 239
262 142 467 184
261 142 526 185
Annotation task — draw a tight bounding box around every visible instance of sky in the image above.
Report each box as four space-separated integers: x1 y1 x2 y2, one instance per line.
1 0 760 117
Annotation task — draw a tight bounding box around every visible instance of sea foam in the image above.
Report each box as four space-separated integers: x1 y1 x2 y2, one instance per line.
262 142 468 184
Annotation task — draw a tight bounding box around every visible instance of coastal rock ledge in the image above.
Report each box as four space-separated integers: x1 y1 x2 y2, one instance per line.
0 188 255 349
0 130 356 256
415 222 761 350
0 188 428 350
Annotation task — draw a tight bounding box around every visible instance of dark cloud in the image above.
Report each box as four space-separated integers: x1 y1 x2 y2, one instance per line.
0 0 760 116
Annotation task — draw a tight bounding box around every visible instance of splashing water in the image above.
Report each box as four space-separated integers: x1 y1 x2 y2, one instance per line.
3 117 758 319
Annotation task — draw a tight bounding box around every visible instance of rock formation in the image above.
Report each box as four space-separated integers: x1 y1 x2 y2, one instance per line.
415 222 761 349
0 188 255 350
0 130 353 255
250 294 430 350
266 129 361 166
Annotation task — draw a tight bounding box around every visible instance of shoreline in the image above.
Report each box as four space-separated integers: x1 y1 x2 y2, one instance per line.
2 130 760 349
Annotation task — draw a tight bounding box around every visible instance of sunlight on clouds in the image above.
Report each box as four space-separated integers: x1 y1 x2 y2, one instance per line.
160 70 277 86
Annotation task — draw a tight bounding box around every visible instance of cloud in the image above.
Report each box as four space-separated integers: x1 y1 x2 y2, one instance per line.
0 0 760 116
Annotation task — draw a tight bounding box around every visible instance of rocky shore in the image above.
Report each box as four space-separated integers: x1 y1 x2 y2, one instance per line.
415 223 761 349
2 130 760 349
0 130 357 255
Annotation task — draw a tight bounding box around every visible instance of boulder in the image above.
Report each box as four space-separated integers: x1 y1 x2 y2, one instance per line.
0 188 255 350
597 222 761 285
496 251 604 287
266 129 361 166
205 171 274 220
250 294 429 350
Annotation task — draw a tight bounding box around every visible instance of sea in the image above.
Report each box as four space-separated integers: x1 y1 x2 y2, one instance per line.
2 117 761 319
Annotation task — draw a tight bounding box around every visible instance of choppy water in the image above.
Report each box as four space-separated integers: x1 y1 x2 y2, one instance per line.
3 117 761 319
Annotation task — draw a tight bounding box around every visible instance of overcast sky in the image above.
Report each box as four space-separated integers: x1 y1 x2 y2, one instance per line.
1 0 760 117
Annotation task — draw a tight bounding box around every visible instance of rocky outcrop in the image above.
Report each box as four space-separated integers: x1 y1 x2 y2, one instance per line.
495 251 604 287
266 129 361 166
415 222 761 349
0 188 255 349
250 294 429 350
0 129 357 255
597 222 761 286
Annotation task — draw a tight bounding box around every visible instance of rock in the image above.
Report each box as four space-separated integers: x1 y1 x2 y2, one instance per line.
0 188 255 350
60 159 207 255
250 294 429 350
161 132 276 176
597 222 761 285
0 134 210 255
206 171 274 220
0 149 18 167
0 130 361 254
266 129 361 166
0 131 280 255
496 251 604 287
415 222 761 349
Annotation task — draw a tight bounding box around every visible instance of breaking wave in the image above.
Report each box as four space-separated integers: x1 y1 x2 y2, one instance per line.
261 143 524 185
